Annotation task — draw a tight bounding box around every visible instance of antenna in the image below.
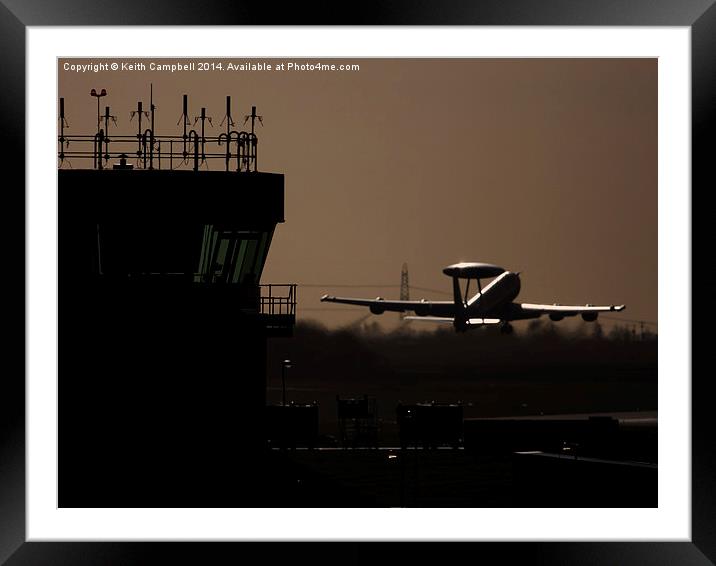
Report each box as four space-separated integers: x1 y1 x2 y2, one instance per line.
59 97 69 128
148 83 157 169
130 100 150 128
130 100 150 164
100 105 117 165
194 107 213 128
400 263 410 320
150 84 156 127
219 95 235 135
218 95 237 171
243 105 263 135
58 97 69 166
102 105 118 132
193 107 213 162
176 94 191 126
177 94 191 161
90 88 107 135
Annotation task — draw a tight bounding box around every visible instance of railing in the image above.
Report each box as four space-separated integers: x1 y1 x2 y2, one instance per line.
259 284 297 317
58 132 258 172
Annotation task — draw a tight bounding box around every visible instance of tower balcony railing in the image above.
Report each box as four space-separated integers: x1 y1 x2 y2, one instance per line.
259 284 297 317
259 284 296 335
58 133 258 172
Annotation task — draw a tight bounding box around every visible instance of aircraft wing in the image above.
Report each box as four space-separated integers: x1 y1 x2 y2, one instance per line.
320 294 451 313
403 316 454 323
404 316 502 326
520 303 625 315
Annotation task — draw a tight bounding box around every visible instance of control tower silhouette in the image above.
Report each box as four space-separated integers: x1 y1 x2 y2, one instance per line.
58 92 295 506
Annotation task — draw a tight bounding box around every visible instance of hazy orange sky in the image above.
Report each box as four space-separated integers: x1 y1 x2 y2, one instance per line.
59 58 657 331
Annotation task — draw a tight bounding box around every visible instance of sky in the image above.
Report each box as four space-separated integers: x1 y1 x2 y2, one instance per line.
58 58 657 331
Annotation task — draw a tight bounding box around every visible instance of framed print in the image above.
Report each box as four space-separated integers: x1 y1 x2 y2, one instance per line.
5 0 713 563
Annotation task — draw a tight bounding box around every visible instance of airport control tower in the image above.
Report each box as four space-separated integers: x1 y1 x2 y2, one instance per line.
58 93 296 506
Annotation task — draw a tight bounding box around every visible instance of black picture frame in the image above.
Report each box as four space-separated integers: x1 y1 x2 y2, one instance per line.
5 1 713 563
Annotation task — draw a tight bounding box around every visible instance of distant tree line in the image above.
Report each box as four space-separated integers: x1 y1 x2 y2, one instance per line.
267 318 658 386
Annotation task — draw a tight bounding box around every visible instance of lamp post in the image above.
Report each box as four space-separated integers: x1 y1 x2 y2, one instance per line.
90 88 107 134
282 359 292 407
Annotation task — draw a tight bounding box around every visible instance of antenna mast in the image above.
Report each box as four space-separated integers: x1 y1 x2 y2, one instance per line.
400 263 410 320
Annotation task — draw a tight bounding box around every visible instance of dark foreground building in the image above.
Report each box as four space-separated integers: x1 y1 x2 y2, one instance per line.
59 167 296 506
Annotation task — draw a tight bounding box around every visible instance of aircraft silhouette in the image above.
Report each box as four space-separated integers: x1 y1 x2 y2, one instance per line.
321 262 625 333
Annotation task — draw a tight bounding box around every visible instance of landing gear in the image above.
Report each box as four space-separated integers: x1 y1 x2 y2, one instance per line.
500 322 514 335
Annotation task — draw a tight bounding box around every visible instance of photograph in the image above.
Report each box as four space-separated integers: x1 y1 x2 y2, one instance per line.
57 56 658 509
4 5 709 561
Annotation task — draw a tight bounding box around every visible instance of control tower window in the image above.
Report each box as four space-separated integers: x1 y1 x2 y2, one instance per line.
195 225 274 284
94 223 274 283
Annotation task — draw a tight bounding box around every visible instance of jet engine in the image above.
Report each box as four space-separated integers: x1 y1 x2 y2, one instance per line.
549 313 564 322
370 298 385 315
581 312 598 322
414 300 430 317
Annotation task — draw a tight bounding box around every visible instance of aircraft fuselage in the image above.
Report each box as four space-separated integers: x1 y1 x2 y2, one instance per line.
414 271 525 320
